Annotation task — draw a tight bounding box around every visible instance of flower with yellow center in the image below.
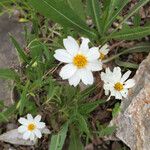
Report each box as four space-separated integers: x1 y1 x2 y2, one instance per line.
99 44 110 60
18 114 46 141
101 67 135 100
54 36 102 86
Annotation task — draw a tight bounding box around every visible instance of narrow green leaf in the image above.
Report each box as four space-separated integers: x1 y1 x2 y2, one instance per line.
49 123 68 150
87 0 102 35
115 58 139 69
107 26 150 40
69 128 84 150
99 126 116 137
17 81 30 115
10 35 29 63
0 68 19 81
77 114 90 135
79 100 105 115
66 0 85 21
112 103 120 118
28 0 97 38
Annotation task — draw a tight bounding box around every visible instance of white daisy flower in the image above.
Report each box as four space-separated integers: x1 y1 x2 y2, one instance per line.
101 67 135 100
99 44 110 60
18 114 46 141
54 36 102 86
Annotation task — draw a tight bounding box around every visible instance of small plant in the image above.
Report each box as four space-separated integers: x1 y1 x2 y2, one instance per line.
0 0 150 149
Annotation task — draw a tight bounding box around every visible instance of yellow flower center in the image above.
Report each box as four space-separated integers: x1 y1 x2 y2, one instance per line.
28 123 36 131
73 54 87 68
114 82 124 91
100 52 105 60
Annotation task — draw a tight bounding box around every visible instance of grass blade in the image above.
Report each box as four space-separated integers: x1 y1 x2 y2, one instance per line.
107 26 150 40
49 123 68 150
87 0 102 35
10 35 29 63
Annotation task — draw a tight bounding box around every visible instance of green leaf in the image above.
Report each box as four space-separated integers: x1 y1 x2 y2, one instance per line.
49 122 68 150
66 0 85 21
99 126 116 137
107 26 150 40
28 0 97 38
69 128 84 150
79 100 105 115
77 114 90 135
10 35 29 63
0 68 20 81
17 81 30 115
112 103 121 118
115 58 139 69
87 0 102 35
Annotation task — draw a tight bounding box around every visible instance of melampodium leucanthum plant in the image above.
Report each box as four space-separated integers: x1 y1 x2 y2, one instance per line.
16 36 135 142
1 0 150 148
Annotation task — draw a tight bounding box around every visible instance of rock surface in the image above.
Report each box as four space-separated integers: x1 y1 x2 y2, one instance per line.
0 129 36 146
0 14 30 105
113 53 150 150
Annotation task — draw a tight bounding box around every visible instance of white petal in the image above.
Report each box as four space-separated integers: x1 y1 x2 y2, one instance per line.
87 61 102 71
37 122 46 129
113 67 122 82
30 132 35 141
34 115 41 123
18 118 29 125
121 89 128 98
99 44 109 55
86 47 99 61
104 89 109 96
68 71 80 87
80 69 94 85
27 114 33 121
34 129 42 138
23 131 31 140
124 79 135 88
54 49 72 63
79 37 90 54
120 70 131 83
115 92 122 99
18 125 27 133
59 64 77 80
63 36 79 56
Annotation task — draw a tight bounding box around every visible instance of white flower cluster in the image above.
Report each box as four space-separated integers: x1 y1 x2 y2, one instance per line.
54 36 135 99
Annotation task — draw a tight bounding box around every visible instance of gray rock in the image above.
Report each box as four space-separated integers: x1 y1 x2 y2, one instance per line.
0 129 36 146
0 14 30 105
112 53 150 150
